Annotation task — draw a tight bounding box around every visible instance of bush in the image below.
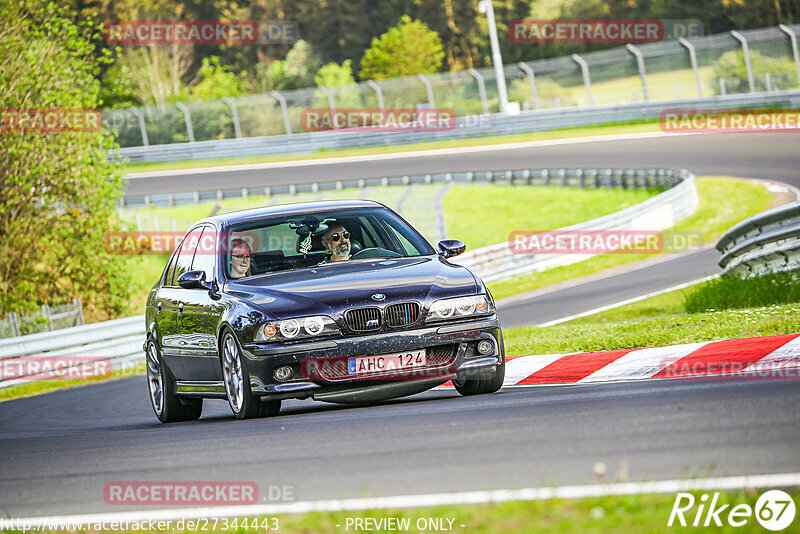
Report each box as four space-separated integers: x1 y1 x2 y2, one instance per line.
0 0 131 321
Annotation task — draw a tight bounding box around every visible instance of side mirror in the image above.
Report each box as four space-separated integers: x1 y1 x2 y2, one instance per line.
178 270 207 289
437 239 466 259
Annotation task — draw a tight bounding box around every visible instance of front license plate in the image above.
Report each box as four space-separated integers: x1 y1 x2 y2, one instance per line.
348 350 427 375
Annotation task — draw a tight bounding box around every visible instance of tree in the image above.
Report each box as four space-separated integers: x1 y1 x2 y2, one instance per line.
0 0 131 321
359 15 445 80
313 60 361 108
189 56 246 100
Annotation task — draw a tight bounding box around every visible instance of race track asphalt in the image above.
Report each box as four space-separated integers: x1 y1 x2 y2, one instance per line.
1 376 798 517
123 132 800 196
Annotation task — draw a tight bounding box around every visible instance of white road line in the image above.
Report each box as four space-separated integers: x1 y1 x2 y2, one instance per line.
10 473 800 525
535 274 719 327
123 131 697 179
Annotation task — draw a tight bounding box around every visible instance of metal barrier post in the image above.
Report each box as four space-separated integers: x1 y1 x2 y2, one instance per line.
416 74 435 108
9 312 19 337
221 97 242 138
679 38 702 97
41 304 52 332
366 80 385 112
571 54 594 105
468 68 489 114
319 86 338 129
517 62 540 110
129 107 149 146
73 298 84 326
270 91 292 134
626 44 649 102
779 24 800 89
174 102 195 143
730 30 755 93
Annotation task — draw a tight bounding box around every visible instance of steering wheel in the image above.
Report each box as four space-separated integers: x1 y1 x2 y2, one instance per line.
350 247 402 260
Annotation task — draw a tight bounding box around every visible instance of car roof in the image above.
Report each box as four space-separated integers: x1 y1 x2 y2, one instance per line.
197 199 387 228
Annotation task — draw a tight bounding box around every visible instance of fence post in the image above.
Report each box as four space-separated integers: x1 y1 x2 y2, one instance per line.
626 44 649 102
319 86 338 129
221 97 242 138
719 78 727 96
9 312 19 337
730 31 755 93
468 68 489 115
416 74 435 108
73 297 85 326
41 304 52 332
678 38 702 97
779 24 800 89
270 91 292 135
571 54 594 105
366 80 385 113
765 73 772 92
130 107 149 147
517 62 540 110
175 102 196 143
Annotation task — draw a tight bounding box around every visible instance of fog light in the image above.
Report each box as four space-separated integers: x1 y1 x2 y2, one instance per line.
477 340 494 355
273 365 293 381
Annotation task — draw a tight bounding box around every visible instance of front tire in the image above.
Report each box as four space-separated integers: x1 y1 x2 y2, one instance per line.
454 333 506 396
220 329 281 419
146 338 202 423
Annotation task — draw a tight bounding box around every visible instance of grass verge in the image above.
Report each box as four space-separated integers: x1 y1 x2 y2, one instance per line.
122 120 663 174
489 177 773 301
685 271 800 313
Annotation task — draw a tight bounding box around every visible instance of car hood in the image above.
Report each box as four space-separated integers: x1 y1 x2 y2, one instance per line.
224 256 477 319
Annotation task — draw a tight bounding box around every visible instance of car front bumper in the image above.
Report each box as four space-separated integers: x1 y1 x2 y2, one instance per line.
240 316 502 403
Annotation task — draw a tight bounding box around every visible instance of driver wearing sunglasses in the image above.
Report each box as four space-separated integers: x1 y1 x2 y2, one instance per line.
321 223 352 262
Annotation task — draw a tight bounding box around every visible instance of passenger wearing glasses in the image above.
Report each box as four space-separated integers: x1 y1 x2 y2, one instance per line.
229 238 253 278
321 222 351 262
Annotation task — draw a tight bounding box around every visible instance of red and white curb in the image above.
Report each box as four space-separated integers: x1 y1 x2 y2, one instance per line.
450 333 800 388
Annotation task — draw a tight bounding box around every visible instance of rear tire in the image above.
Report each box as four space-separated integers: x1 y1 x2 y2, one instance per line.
454 332 506 396
220 329 281 419
146 338 203 423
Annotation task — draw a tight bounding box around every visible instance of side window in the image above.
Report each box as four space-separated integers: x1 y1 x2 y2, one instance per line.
164 243 182 286
190 227 216 282
172 227 203 285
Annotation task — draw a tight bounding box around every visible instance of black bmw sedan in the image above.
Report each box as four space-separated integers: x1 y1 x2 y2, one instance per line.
144 200 505 422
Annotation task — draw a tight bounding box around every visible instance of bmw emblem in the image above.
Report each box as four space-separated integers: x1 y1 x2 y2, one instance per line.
371 293 386 301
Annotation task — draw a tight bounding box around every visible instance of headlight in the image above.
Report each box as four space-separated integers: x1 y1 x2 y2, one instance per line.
426 294 494 322
255 315 339 342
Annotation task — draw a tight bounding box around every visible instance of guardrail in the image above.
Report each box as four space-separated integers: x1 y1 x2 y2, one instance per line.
122 166 683 209
114 90 800 164
452 169 697 281
717 201 800 276
0 316 144 389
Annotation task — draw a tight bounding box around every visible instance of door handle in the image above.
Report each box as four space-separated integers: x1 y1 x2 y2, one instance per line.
157 301 162 314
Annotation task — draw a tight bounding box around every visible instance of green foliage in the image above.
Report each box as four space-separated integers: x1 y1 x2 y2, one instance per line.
684 271 800 313
0 0 131 321
251 40 322 92
189 56 246 100
313 60 362 109
360 15 445 80
711 49 798 94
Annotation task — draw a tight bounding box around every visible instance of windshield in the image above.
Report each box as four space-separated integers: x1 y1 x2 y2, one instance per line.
224 207 435 279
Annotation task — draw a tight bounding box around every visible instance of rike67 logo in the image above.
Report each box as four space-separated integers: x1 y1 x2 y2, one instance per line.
668 490 796 531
